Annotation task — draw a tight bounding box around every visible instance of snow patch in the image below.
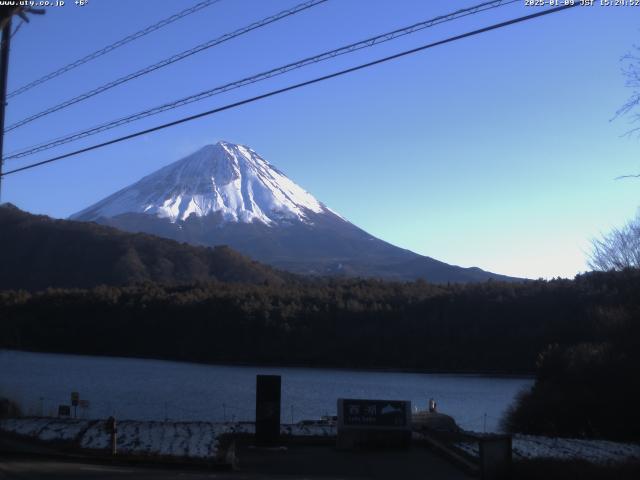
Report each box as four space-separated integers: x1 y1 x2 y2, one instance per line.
1 418 336 459
454 434 640 465
71 141 334 226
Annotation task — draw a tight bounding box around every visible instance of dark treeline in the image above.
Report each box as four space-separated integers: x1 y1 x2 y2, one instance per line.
2 269 639 439
503 270 640 440
1 269 638 375
0 204 290 291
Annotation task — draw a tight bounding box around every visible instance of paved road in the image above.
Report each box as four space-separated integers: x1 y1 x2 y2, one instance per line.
0 445 472 480
0 458 241 479
238 444 472 479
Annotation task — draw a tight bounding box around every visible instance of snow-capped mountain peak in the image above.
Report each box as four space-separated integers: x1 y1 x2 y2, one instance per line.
71 141 327 225
69 140 517 283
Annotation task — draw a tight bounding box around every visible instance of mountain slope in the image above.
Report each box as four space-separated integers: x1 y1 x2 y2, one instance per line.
71 141 518 283
71 142 329 225
0 204 288 291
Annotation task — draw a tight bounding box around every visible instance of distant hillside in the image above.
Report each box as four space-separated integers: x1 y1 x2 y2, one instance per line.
71 141 520 283
0 204 289 291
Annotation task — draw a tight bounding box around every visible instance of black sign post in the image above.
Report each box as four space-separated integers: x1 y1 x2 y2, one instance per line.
255 375 281 445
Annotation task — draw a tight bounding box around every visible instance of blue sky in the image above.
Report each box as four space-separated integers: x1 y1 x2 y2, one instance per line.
2 0 639 279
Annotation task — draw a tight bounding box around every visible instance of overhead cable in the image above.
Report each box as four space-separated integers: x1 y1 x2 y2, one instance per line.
4 0 328 132
6 0 517 160
0 4 579 178
7 0 224 99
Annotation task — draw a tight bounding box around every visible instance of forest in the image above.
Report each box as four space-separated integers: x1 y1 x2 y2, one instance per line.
2 269 637 374
0 204 290 290
2 269 640 440
2 203 639 439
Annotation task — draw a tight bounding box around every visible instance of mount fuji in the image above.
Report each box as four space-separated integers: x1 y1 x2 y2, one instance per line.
71 141 516 282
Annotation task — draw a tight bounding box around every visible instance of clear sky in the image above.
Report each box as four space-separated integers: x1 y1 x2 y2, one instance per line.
2 0 639 279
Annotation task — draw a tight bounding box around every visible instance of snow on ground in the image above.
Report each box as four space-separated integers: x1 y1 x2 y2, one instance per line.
80 420 226 458
282 423 336 437
4 417 636 464
0 418 90 441
454 434 640 465
0 418 335 459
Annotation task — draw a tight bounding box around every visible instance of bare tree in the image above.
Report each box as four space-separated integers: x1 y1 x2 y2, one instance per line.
589 214 640 270
590 47 640 270
616 45 640 136
612 46 640 181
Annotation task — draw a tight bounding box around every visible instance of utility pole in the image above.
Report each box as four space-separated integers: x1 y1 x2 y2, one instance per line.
0 15 11 203
0 6 44 202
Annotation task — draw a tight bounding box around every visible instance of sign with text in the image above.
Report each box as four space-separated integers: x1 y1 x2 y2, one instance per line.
337 398 412 449
338 399 411 430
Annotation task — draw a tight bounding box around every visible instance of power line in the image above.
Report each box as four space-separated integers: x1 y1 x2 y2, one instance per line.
4 0 328 132
5 0 519 161
7 0 224 99
0 6 45 202
0 3 578 178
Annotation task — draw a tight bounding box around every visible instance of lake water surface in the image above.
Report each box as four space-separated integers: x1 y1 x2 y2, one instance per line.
0 349 532 432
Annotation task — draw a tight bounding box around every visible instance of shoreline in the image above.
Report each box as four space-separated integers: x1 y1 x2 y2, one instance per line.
0 348 535 379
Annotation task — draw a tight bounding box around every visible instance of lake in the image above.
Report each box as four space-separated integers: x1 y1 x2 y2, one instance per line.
0 349 532 432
